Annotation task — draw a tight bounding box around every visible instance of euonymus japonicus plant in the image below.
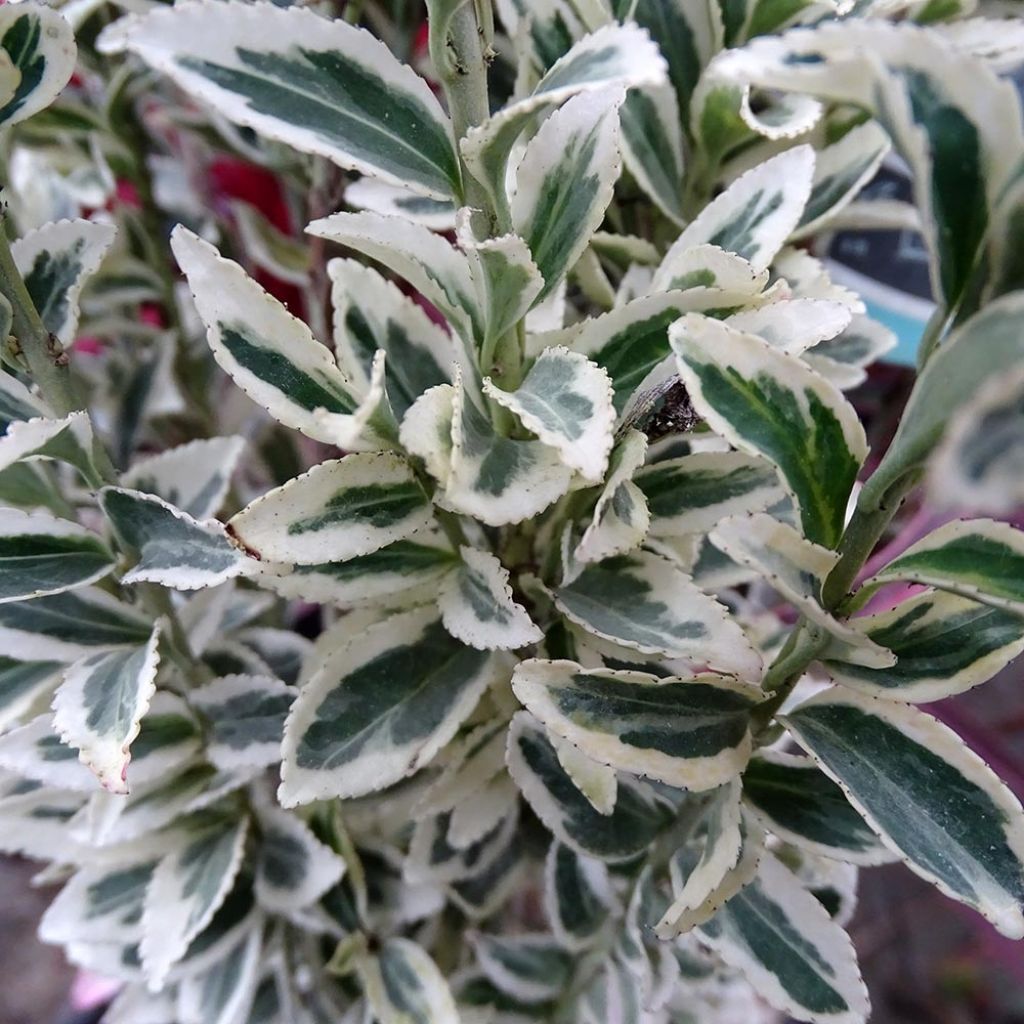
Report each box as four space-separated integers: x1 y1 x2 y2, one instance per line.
2 0 1024 1021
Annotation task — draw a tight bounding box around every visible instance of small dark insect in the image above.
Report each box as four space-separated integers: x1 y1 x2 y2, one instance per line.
637 379 702 442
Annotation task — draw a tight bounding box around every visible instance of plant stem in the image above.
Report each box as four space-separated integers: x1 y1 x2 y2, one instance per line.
753 620 827 731
915 302 948 371
436 1 493 219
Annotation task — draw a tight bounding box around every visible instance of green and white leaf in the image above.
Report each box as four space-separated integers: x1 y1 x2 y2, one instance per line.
725 299 853 357
171 228 385 450
484 347 615 481
656 146 815 274
620 83 685 224
359 938 459 1024
671 314 867 548
512 659 761 789
140 814 249 987
710 513 894 668
444 374 574 526
256 532 457 610
783 687 1024 938
191 674 293 770
462 22 666 214
658 781 744 937
103 0 460 198
793 122 891 238
0 587 152 663
698 851 870 1024
439 545 542 651
128 691 203 788
254 804 345 913
228 453 431 565
50 625 161 794
100 488 248 590
280 606 497 805
742 751 894 865
0 411 97 486
867 294 1024 501
0 370 48 429
555 551 763 678
545 841 615 951
177 922 263 1024
231 198 310 285
506 711 674 863
866 518 1024 615
650 242 769 295
638 451 784 538
511 86 625 306
471 932 573 1004
573 429 650 566
0 4 77 129
822 589 1024 703
121 436 245 521
307 211 481 343
12 219 115 344
657 812 765 939
0 508 113 603
551 730 618 817
0 655 61 731
344 177 456 230
329 257 456 420
0 713 98 792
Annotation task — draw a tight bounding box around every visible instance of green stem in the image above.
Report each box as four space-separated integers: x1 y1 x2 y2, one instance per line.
915 303 949 371
753 620 827 731
435 1 493 218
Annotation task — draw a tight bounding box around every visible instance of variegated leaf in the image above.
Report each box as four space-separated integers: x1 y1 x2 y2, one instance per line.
657 811 765 939
472 932 573 1004
12 219 115 344
793 122 891 238
554 551 763 678
0 370 48 428
254 804 345 913
507 711 675 863
0 587 152 663
0 4 77 128
99 488 248 590
359 938 459 1024
329 257 455 420
0 655 61 731
231 198 310 285
822 589 1024 703
177 922 262 1024
512 87 625 306
551 731 618 817
638 451 784 538
50 625 161 794
484 347 615 481
445 374 574 526
439 546 542 651
171 228 388 450
620 83 685 224
783 687 1024 938
280 607 497 805
103 0 460 198
726 299 853 357
865 518 1024 615
121 436 245 521
656 146 815 274
545 841 615 951
141 813 250 987
406 804 517 886
574 429 650 565
869 294 1024 505
344 177 455 229
710 513 894 668
512 659 760 789
658 781 744 937
699 851 870 1024
742 751 893 866
0 508 113 603
228 453 431 565
671 314 867 548
256 533 457 610
0 713 97 791
462 23 666 215
191 674 293 770
129 691 203 787
650 242 769 295
0 412 98 487
307 211 481 344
